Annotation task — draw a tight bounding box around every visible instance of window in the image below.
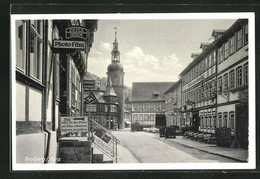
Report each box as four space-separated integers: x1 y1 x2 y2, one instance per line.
230 35 235 55
213 51 216 65
223 112 228 127
230 70 235 89
218 77 222 93
139 102 142 110
16 20 43 81
244 23 248 45
104 105 108 112
16 20 26 71
229 112 235 130
224 41 229 59
161 102 165 109
71 68 76 106
55 55 60 99
218 113 222 128
212 111 216 128
237 29 243 50
236 66 242 87
29 20 43 81
244 63 248 85
139 114 143 121
218 45 224 64
111 105 117 112
150 102 154 109
224 73 228 91
86 104 97 112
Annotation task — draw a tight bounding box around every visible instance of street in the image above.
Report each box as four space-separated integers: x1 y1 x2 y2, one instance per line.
111 129 238 163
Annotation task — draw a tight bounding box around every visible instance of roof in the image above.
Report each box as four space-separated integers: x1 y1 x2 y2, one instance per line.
211 29 227 37
131 82 175 102
84 91 106 103
164 80 182 94
179 19 247 77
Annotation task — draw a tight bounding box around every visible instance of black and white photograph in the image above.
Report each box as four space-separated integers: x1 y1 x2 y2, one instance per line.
11 13 255 170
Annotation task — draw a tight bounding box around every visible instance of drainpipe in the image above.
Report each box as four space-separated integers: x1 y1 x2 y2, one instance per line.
43 19 51 164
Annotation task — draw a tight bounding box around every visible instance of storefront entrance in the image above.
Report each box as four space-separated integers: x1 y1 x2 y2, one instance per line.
192 111 199 131
236 103 248 148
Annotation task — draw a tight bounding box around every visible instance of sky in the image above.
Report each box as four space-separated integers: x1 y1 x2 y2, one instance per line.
87 19 237 87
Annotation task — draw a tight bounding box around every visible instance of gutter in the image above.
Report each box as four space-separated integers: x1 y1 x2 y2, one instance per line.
42 20 51 164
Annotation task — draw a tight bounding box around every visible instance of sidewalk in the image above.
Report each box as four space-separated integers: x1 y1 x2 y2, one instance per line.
166 136 248 162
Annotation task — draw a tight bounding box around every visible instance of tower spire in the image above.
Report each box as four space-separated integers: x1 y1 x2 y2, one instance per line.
114 26 117 42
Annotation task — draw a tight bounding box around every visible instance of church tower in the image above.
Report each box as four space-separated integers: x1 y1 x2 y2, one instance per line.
107 27 125 129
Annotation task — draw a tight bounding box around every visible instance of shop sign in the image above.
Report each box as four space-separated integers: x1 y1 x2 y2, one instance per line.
65 26 88 40
60 116 88 134
53 40 86 51
83 80 95 89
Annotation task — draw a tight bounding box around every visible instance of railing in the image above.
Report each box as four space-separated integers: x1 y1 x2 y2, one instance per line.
89 119 120 163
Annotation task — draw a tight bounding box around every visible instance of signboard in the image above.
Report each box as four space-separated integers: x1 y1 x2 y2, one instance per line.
85 93 96 104
60 116 88 135
53 40 86 51
65 26 88 40
83 80 95 89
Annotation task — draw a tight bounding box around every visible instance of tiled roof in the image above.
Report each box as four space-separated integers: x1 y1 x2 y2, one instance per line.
164 80 181 94
131 82 175 102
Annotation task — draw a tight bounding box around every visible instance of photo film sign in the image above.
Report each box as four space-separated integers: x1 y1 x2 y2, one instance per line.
53 40 86 51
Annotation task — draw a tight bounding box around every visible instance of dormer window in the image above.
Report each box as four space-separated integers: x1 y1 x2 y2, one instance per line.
153 91 159 97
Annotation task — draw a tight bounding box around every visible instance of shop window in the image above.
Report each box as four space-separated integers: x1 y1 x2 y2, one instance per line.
236 66 242 87
229 70 235 89
244 63 248 85
218 76 222 93
139 114 143 122
213 115 216 128
229 112 235 130
223 112 228 127
218 113 222 128
237 28 243 50
230 35 235 55
224 41 229 59
55 55 60 99
133 114 138 122
224 73 228 91
71 68 76 107
244 23 248 45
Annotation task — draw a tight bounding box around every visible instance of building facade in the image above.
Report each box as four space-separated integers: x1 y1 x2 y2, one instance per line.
178 19 248 147
106 30 125 129
83 79 119 129
130 82 174 128
164 80 183 128
15 19 97 163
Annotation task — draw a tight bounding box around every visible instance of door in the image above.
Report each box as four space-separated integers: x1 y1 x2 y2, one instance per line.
236 104 248 148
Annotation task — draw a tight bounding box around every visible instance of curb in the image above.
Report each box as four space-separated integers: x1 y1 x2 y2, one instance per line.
167 138 248 163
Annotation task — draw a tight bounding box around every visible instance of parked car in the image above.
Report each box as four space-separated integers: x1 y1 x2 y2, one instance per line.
159 127 166 137
165 126 176 139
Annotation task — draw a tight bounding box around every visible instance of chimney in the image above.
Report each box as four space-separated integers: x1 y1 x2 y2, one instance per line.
211 29 227 40
191 53 201 60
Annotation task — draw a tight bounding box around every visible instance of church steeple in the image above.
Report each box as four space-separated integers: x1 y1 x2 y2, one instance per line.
111 27 120 62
